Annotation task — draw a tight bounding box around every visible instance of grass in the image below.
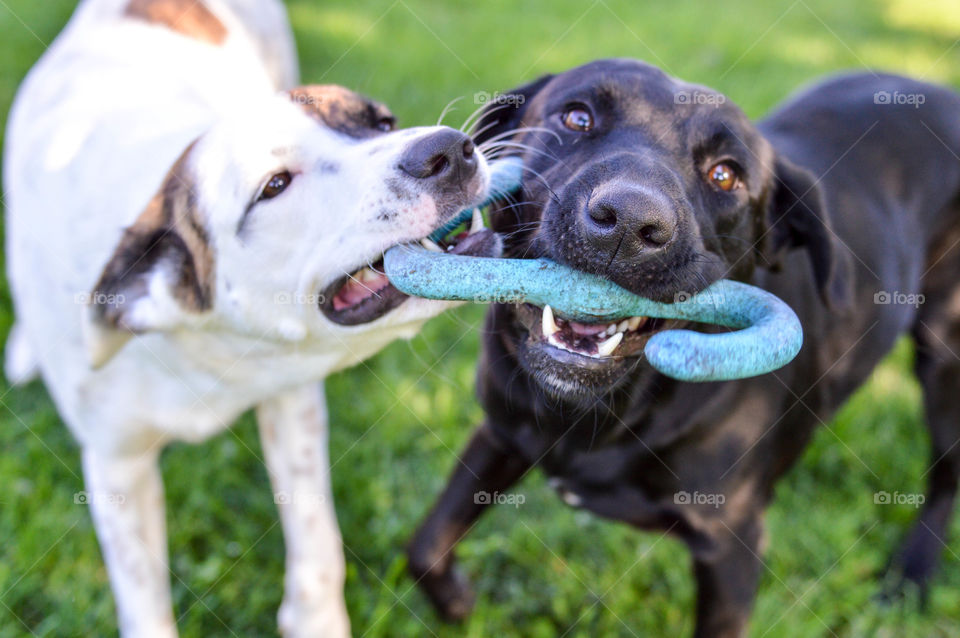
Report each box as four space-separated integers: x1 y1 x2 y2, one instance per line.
1 0 960 636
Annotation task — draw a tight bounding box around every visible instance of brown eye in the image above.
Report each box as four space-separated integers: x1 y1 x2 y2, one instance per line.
375 117 395 132
258 170 293 201
561 106 593 132
707 162 740 191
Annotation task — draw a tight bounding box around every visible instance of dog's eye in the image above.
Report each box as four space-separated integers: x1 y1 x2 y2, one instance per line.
375 117 396 132
561 106 593 132
258 171 293 201
707 162 741 192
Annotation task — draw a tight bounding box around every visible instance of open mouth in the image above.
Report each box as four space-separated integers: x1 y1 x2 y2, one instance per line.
320 209 495 326
516 303 676 360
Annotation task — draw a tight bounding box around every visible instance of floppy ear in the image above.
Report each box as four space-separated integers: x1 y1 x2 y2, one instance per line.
760 154 852 311
472 74 554 146
83 144 215 368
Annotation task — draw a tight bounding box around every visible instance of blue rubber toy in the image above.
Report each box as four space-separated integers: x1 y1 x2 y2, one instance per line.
383 158 803 382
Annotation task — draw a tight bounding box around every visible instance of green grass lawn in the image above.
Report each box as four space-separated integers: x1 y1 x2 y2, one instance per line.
2 0 960 636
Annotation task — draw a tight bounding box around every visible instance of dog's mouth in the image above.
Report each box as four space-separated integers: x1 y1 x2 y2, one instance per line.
517 303 676 359
320 210 498 326
510 301 685 399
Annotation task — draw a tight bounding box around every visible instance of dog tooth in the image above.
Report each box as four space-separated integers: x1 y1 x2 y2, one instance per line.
470 208 485 233
627 316 644 331
542 305 559 337
420 238 443 252
596 332 623 357
617 320 629 333
360 267 380 282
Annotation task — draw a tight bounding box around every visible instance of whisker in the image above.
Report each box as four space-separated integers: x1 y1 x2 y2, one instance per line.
469 117 504 141
437 96 465 126
482 143 558 163
480 126 562 145
340 270 382 300
461 99 503 134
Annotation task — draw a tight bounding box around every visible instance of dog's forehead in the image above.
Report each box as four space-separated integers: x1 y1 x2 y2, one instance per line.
542 60 678 104
287 85 392 139
538 60 740 125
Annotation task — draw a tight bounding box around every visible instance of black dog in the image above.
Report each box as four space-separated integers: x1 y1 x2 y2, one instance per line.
407 59 960 637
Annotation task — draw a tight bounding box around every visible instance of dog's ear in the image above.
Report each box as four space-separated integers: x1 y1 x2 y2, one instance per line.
760 154 852 311
83 144 215 368
472 74 554 146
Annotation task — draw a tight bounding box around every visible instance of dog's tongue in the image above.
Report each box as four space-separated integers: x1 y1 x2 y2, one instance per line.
332 273 390 311
568 321 607 336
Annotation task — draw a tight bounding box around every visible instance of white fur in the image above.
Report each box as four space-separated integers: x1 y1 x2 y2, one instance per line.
3 2 486 636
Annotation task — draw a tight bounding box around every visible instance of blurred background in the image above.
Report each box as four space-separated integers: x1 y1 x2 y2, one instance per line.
1 0 959 636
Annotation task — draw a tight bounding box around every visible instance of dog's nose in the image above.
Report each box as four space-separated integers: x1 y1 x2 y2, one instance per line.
399 129 477 183
582 186 678 259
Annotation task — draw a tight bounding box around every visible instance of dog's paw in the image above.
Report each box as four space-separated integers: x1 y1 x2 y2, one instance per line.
877 567 930 610
278 599 351 638
417 565 476 622
277 566 350 638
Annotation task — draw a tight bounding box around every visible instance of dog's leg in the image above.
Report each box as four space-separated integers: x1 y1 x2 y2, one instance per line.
408 423 530 621
539 475 763 638
690 517 764 638
886 297 960 601
257 384 350 638
82 447 176 638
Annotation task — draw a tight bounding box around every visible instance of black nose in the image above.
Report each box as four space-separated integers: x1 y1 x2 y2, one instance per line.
399 129 477 183
582 186 678 261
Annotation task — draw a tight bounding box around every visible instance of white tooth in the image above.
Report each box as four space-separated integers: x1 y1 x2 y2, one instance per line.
605 324 617 336
360 267 380 282
617 320 630 333
628 316 644 331
420 238 442 252
470 208 485 233
596 332 623 357
542 305 559 337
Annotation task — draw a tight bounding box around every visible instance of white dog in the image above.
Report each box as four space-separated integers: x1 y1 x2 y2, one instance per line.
3 1 496 635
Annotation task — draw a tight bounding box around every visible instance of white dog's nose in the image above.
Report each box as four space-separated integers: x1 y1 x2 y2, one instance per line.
399 128 478 183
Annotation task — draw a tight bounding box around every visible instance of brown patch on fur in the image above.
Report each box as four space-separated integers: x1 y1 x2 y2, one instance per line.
91 142 215 329
288 85 395 139
125 0 227 45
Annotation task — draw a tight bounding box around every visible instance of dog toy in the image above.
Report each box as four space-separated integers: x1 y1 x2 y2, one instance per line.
384 158 803 382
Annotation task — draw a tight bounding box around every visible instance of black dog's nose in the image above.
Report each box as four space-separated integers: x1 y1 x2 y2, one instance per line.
583 187 678 258
399 129 477 182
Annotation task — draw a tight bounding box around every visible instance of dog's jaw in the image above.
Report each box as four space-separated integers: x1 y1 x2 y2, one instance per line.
506 302 684 400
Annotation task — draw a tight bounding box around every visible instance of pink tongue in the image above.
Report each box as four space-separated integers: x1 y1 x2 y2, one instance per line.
568 321 607 336
332 274 390 311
